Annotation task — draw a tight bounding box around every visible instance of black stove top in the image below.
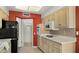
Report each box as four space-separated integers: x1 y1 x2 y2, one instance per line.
0 28 18 39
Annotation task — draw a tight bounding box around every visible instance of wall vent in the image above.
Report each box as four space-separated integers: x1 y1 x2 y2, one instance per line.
23 12 30 17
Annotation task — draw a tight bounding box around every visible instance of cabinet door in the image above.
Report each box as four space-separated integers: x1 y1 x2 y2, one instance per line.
54 7 67 28
43 39 49 53
53 47 61 53
67 7 75 28
49 45 61 53
37 36 40 47
40 38 44 50
59 8 67 28
54 11 60 28
50 13 55 21
48 40 61 53
50 13 55 26
48 45 54 53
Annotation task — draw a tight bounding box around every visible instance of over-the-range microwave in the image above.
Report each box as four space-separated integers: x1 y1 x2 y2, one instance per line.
45 21 59 30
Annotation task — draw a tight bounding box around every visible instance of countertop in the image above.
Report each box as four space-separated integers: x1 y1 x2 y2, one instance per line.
39 34 76 44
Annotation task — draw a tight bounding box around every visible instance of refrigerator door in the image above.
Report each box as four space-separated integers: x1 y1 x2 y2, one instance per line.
16 18 24 47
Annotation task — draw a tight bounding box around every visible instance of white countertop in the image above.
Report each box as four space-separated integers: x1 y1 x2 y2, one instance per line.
39 34 76 44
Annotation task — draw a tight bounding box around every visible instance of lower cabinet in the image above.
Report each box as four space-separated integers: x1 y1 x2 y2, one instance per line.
49 46 61 53
43 39 49 52
48 40 61 53
38 36 75 53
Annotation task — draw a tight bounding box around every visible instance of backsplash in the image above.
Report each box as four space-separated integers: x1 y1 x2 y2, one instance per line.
49 28 76 37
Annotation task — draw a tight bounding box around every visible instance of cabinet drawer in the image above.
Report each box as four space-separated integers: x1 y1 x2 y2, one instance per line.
49 46 61 53
47 40 53 45
52 42 61 49
44 44 49 53
47 40 61 49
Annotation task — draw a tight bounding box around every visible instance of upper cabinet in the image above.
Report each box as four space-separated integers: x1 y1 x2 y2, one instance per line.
0 7 9 20
43 7 75 29
0 7 9 28
67 7 75 28
54 7 67 28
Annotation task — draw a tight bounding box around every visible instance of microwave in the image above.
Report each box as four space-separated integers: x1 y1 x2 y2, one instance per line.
45 21 59 30
45 24 50 28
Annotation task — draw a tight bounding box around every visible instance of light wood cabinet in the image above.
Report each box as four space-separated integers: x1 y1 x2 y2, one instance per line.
39 37 44 50
0 8 8 20
37 35 40 47
43 38 49 52
49 46 61 53
48 39 61 53
66 7 75 28
54 7 67 28
38 36 75 53
49 13 55 21
43 7 75 28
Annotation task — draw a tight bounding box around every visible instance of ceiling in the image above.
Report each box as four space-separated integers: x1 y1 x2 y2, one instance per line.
7 6 54 14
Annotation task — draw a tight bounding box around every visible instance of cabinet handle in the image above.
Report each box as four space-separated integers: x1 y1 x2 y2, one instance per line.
59 24 61 26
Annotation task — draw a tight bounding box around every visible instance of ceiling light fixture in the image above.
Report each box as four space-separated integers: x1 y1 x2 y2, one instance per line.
15 6 42 12
15 6 28 11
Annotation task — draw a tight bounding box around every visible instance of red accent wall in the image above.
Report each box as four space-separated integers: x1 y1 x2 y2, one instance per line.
9 11 42 46
76 7 79 52
76 7 79 31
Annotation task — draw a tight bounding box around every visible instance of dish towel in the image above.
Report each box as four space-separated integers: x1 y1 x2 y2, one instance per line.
3 41 10 51
0 39 11 52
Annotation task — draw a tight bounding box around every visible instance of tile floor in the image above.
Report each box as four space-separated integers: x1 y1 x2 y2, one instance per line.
18 43 42 53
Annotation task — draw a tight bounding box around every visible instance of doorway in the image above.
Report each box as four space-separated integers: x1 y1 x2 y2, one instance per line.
21 19 33 47
16 18 33 48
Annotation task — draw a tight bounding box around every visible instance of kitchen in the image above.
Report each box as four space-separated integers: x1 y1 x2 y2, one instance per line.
0 6 78 53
